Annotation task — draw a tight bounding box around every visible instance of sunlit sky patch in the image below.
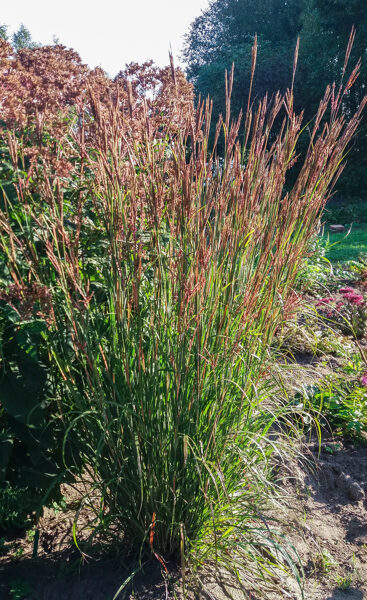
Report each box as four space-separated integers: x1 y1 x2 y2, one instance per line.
2 0 210 76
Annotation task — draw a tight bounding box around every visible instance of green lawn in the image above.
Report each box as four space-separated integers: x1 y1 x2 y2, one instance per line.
323 224 367 263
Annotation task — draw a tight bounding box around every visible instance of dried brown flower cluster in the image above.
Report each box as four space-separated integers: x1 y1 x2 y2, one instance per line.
0 35 365 339
0 40 193 145
0 40 194 199
0 282 53 321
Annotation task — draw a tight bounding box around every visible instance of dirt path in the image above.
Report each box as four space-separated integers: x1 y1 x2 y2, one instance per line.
276 438 367 599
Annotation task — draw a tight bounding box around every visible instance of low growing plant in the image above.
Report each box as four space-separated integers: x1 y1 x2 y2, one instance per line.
315 287 367 339
301 357 367 439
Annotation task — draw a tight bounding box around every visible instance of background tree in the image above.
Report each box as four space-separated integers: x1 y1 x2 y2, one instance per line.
183 0 366 198
0 24 8 41
298 0 367 196
12 23 38 50
183 0 305 124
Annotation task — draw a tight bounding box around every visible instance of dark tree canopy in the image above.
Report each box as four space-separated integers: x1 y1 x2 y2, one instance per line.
184 0 305 76
183 0 367 196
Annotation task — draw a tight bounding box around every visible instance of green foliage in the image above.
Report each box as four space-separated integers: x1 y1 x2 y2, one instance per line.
297 235 333 294
314 549 337 576
11 24 38 50
183 0 304 79
334 573 353 590
322 226 367 263
183 0 303 149
9 579 32 600
184 0 367 197
302 355 367 438
0 287 70 530
0 484 37 531
324 201 367 226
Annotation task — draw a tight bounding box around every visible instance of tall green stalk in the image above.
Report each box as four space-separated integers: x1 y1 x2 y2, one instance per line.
0 39 365 596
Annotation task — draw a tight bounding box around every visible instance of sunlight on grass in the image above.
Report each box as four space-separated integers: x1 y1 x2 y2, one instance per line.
324 225 367 263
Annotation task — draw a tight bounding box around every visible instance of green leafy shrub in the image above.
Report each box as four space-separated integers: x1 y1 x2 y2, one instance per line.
309 384 367 438
302 354 367 438
0 294 69 530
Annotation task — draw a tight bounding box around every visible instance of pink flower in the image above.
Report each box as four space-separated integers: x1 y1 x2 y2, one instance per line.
343 292 364 305
351 295 364 306
361 373 367 387
339 287 355 294
316 297 334 306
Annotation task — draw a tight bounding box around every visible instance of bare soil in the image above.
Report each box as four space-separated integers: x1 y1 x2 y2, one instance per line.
275 436 367 599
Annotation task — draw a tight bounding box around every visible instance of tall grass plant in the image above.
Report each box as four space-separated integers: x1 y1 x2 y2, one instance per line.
0 34 365 595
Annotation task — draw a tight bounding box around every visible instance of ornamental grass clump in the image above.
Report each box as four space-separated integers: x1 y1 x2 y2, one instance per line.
0 33 365 595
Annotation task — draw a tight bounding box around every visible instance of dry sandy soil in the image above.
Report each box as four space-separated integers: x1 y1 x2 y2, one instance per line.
274 437 367 600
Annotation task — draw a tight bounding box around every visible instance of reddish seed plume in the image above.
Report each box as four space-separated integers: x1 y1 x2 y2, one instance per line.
0 32 365 413
247 34 257 116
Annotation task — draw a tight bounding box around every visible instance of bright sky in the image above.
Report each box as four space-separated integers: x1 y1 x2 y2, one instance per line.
2 0 210 77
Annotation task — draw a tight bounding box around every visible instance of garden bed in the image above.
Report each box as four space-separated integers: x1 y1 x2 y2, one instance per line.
1 436 366 600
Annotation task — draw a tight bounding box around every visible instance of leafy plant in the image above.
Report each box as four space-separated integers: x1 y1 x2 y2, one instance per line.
315 287 367 339
334 572 353 590
314 549 337 576
302 363 367 439
52 496 67 516
0 484 38 531
9 579 32 600
11 546 24 559
0 298 70 530
27 529 36 542
297 234 333 295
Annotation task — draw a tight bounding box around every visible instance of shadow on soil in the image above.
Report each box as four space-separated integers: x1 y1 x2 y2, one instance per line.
326 589 364 600
0 551 179 600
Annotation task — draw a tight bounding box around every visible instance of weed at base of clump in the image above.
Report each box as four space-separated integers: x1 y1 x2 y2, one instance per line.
313 549 337 577
0 483 39 532
334 573 353 590
9 579 32 600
